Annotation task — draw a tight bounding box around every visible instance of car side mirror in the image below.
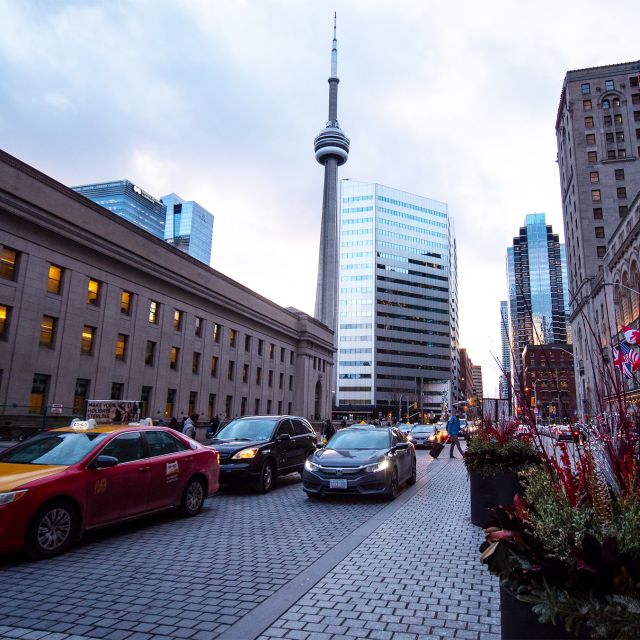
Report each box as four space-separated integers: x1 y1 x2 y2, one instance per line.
276 433 291 442
89 455 119 469
315 442 325 449
394 442 410 450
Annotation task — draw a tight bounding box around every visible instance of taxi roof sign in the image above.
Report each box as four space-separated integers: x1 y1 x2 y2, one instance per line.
70 418 97 430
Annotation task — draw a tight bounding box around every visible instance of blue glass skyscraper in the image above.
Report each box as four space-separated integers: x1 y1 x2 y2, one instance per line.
73 180 166 239
161 193 214 266
507 213 568 377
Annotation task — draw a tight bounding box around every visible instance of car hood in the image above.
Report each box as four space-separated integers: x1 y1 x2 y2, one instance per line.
0 463 68 492
312 448 387 468
208 438 271 454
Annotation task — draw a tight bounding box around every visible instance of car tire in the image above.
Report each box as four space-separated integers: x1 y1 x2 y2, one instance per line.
255 459 275 494
180 477 206 517
25 499 78 559
386 467 399 500
407 459 417 486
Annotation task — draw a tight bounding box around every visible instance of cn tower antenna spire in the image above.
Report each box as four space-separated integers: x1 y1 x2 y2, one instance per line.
331 12 337 79
313 13 350 332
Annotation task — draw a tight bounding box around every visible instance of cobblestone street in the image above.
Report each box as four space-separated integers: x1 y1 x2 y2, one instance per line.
0 448 499 640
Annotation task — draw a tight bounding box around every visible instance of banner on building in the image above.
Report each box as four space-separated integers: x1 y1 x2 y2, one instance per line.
86 400 142 425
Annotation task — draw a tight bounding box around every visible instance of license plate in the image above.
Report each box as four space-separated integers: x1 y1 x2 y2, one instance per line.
329 479 348 489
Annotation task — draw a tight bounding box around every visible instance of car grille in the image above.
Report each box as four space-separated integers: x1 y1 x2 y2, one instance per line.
317 466 365 476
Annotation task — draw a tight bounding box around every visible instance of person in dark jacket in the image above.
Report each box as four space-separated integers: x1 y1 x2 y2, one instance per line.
323 419 336 442
447 412 464 459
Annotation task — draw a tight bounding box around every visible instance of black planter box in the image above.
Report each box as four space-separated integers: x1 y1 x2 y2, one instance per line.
469 469 520 527
500 585 589 639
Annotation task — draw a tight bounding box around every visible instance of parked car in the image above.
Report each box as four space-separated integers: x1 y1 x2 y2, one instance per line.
407 424 439 449
302 426 416 500
209 415 317 493
0 419 219 558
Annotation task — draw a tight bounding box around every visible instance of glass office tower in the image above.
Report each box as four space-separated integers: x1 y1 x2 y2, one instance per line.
161 193 214 266
507 213 568 377
336 181 458 419
73 180 166 239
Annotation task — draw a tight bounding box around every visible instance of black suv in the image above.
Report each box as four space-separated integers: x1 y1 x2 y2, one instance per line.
209 415 317 493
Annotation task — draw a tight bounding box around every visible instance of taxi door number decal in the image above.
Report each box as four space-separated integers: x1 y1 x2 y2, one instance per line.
166 461 179 483
93 478 108 495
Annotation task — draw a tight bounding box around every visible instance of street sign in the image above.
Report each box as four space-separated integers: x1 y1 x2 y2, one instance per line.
50 404 63 415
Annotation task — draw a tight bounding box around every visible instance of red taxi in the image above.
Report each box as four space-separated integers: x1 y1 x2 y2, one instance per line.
0 419 219 558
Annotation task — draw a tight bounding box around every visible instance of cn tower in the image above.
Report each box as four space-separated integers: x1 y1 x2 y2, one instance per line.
313 13 350 332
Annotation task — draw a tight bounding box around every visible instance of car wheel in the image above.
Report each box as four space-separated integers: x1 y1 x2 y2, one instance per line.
386 467 399 500
255 459 275 494
180 477 206 516
25 499 78 559
407 459 417 486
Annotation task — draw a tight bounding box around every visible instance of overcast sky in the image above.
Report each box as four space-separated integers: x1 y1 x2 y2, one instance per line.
1 0 638 395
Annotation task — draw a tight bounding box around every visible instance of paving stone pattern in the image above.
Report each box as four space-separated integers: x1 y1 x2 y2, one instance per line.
0 448 500 640
258 456 500 640
0 456 431 640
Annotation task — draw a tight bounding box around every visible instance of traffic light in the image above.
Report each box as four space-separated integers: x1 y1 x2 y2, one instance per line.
412 401 418 409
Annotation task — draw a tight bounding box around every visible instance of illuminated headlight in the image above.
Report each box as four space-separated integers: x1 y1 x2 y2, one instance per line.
0 490 28 506
428 435 436 441
365 459 390 473
305 459 319 472
231 447 259 460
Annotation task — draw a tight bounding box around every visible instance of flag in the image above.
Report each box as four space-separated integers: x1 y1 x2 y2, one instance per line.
622 360 634 379
622 325 640 345
619 342 640 370
612 345 624 369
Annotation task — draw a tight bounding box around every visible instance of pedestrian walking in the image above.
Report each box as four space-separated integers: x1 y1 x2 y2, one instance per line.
208 414 220 437
182 413 198 439
447 412 464 459
340 418 347 429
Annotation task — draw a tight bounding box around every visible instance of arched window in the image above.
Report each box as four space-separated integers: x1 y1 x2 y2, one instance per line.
602 99 610 109
622 271 633 325
613 97 621 107
631 261 640 321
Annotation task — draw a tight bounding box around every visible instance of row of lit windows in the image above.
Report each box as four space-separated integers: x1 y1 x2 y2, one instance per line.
342 217 373 225
591 187 627 202
342 228 373 236
1 249 304 364
342 206 373 214
341 251 373 259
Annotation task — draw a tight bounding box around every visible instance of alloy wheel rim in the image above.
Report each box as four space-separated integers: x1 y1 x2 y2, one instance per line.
186 482 204 512
264 464 272 489
37 508 71 551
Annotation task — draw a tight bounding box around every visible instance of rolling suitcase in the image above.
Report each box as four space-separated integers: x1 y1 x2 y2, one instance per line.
429 442 445 459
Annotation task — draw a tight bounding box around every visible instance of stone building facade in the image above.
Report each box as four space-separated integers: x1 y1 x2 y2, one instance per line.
0 150 334 432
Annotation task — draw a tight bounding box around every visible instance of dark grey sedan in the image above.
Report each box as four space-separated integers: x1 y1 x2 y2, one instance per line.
302 426 416 500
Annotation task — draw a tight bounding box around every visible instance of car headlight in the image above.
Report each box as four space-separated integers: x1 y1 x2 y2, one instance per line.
365 458 390 473
231 447 259 460
0 490 28 506
304 459 319 472
428 435 436 441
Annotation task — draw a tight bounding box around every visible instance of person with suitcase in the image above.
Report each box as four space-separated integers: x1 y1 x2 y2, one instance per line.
447 412 464 459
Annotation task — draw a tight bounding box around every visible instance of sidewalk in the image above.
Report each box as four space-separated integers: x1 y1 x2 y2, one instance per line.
258 456 500 640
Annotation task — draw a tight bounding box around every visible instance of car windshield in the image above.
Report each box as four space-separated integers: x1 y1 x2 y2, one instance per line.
328 430 390 450
0 432 110 466
213 418 277 442
411 425 435 434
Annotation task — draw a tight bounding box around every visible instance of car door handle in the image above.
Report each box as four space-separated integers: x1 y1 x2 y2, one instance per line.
184 456 194 461
138 466 150 472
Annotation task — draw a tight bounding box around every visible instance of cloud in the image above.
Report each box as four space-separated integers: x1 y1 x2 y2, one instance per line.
0 0 638 396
